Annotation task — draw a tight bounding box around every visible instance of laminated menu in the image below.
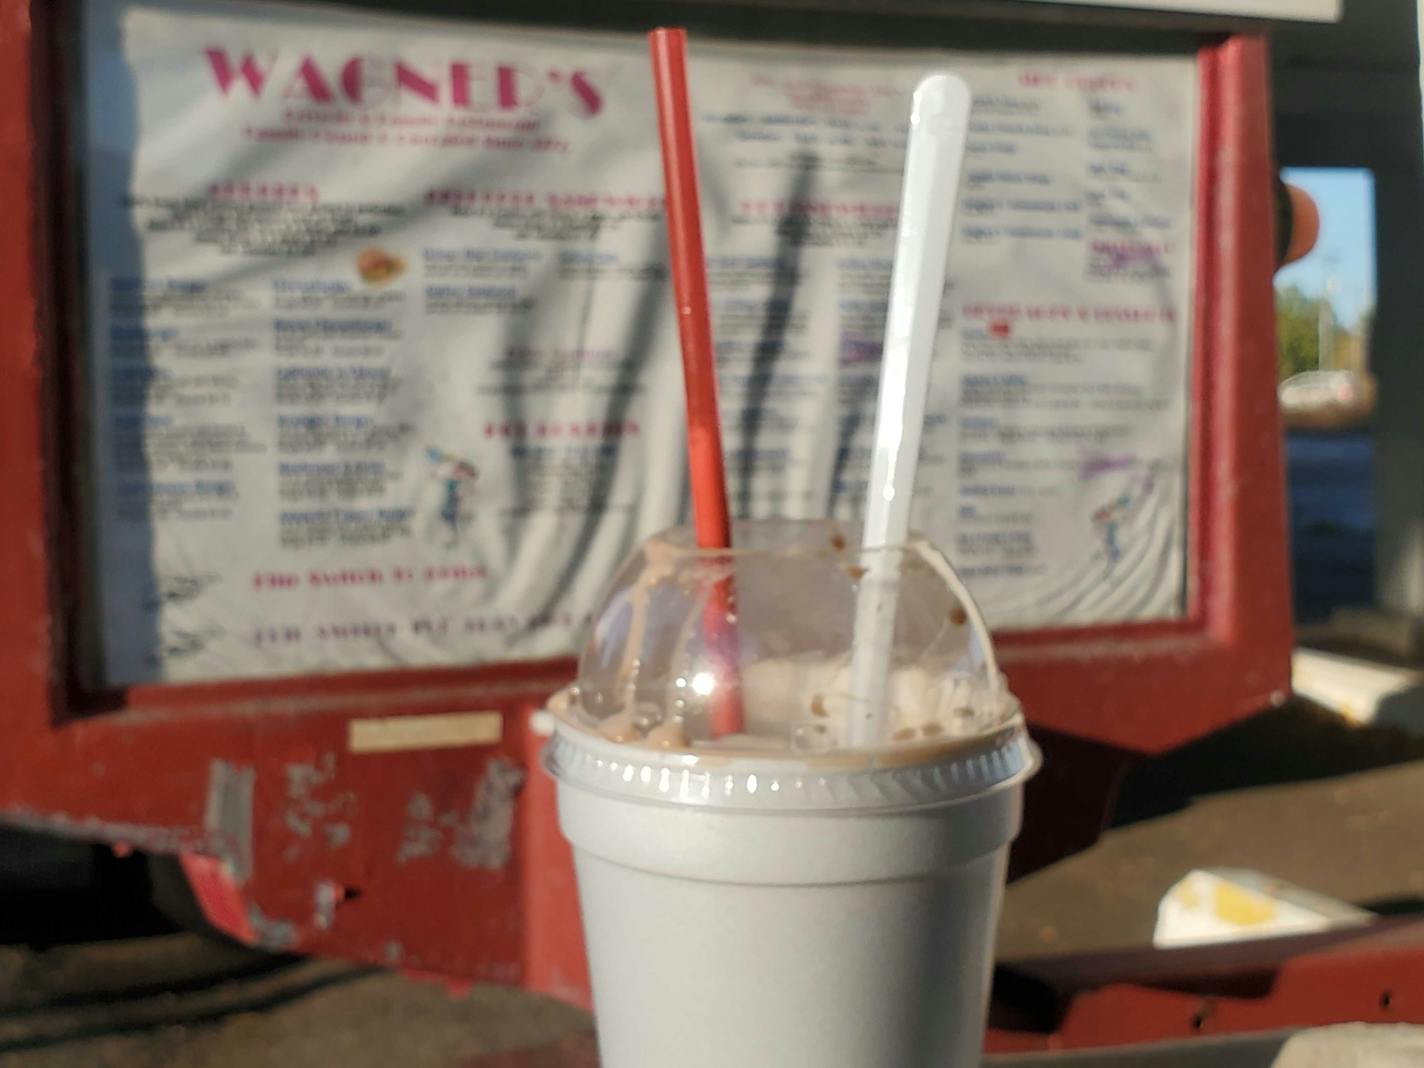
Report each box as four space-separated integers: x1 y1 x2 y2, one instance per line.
82 0 1198 683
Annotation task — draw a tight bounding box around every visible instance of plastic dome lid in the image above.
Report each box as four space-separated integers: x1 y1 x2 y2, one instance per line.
558 518 1021 756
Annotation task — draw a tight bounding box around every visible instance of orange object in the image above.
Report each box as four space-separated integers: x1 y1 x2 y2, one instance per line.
1282 182 1320 265
355 246 406 285
648 28 743 735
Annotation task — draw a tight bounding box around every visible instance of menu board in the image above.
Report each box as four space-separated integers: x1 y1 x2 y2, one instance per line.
82 0 1198 685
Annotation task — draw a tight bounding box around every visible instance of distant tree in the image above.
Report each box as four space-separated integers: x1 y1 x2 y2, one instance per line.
1357 304 1375 348
1276 284 1320 381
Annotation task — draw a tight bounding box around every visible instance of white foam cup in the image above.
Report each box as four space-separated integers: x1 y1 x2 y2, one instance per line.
545 519 1036 1068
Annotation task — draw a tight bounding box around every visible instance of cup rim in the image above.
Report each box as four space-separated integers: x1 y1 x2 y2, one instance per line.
544 709 1039 814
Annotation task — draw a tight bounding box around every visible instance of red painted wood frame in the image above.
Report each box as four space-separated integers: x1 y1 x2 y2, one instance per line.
983 919 1424 1053
0 0 1293 1041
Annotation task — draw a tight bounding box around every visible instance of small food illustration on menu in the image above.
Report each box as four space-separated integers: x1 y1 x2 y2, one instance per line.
1090 467 1159 569
355 247 406 286
425 446 480 548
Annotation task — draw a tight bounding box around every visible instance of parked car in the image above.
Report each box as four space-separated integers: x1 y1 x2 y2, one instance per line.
1279 369 1376 431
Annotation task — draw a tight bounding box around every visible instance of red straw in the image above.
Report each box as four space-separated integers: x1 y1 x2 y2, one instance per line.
649 28 744 736
649 28 732 550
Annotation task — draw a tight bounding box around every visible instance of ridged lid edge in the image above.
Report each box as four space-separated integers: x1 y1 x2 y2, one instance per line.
544 718 1037 813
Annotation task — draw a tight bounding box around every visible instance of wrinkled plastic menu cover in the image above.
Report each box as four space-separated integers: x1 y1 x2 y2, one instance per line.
80 0 1197 684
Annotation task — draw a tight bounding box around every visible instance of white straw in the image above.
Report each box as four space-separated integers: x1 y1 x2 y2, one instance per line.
847 73 972 747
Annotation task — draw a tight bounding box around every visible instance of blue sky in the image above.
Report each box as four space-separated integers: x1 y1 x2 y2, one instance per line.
1274 167 1377 328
